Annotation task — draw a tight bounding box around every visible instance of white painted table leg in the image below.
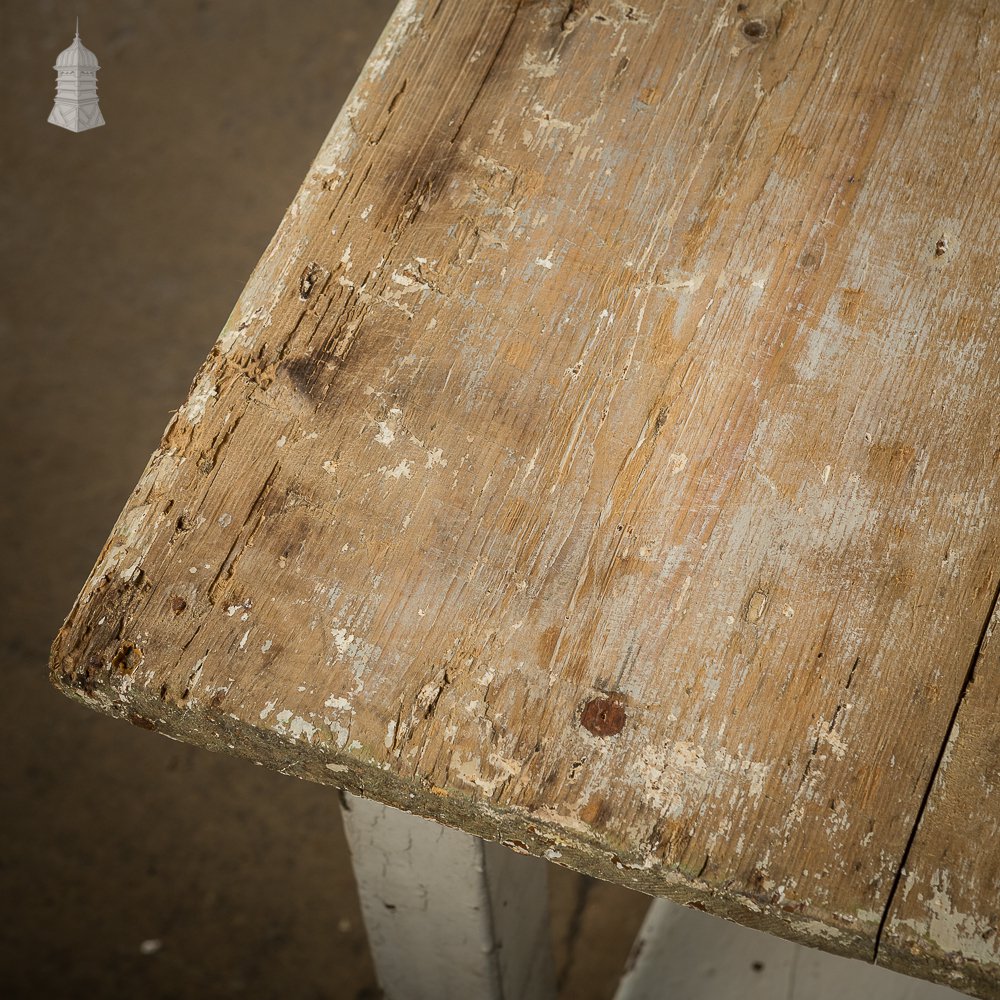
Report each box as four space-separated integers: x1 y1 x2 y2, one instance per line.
614 898 964 1000
341 793 555 1000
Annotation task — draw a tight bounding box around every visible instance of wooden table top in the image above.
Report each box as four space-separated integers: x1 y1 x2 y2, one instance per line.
52 1 999 995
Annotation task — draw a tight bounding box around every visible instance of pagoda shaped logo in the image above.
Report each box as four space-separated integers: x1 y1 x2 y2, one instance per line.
48 20 105 132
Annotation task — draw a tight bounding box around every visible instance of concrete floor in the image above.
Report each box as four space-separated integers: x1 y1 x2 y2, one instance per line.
0 2 647 997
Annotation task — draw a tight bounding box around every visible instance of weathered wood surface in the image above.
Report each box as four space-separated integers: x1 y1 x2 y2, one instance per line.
50 0 1000 993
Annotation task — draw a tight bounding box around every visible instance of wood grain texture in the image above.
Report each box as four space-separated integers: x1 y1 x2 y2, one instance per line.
50 0 1000 992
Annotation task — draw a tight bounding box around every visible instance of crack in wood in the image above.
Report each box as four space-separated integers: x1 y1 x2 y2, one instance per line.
207 461 281 605
873 571 1000 964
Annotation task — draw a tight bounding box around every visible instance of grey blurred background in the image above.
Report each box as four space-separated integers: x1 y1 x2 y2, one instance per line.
0 2 646 997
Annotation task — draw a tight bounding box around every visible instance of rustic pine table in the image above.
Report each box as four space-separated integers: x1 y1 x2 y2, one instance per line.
52 1 999 997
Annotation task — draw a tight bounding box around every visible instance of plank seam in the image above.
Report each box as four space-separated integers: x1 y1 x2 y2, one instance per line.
873 571 1000 964
480 842 508 1000
555 875 593 992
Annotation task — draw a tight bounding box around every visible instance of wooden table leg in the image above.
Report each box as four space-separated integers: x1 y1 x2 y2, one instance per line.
614 898 962 1000
341 793 555 1000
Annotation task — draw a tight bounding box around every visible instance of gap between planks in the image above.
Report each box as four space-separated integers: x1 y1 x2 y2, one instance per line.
873 573 1000 966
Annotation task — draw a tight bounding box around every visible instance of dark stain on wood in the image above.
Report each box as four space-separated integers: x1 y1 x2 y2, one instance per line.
580 696 626 737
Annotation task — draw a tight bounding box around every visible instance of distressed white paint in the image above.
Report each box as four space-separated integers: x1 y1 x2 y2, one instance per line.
615 899 965 1000
341 795 554 1000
